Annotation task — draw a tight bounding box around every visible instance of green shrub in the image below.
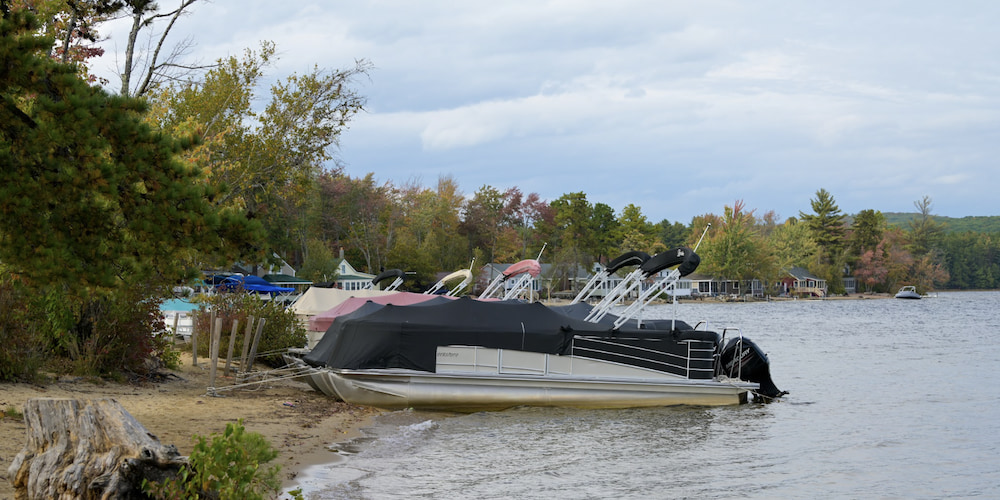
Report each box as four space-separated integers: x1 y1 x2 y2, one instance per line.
192 290 306 368
0 273 46 382
1 268 181 381
143 419 283 500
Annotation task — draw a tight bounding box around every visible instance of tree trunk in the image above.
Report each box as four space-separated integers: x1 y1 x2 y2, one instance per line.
7 398 186 500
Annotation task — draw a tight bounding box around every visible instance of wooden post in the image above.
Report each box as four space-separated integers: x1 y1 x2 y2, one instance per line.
208 318 222 394
171 313 180 345
193 310 209 367
247 317 266 372
224 319 239 376
240 315 255 374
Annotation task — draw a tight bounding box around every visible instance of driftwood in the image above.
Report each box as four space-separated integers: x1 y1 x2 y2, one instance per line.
6 398 186 500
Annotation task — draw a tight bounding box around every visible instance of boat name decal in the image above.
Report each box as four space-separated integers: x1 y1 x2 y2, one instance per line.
725 347 753 371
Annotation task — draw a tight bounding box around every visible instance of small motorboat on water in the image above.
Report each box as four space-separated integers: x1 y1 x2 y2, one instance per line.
895 285 922 299
293 247 785 411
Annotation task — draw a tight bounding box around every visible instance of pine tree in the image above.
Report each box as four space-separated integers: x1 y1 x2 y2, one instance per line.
0 6 260 292
798 189 848 293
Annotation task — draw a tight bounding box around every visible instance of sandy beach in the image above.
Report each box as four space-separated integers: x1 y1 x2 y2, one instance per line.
0 352 380 499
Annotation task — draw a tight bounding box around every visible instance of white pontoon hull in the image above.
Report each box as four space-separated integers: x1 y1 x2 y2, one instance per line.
312 369 752 410
306 346 756 411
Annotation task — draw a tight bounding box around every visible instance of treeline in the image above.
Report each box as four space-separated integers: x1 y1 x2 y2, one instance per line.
289 176 998 295
883 213 1000 234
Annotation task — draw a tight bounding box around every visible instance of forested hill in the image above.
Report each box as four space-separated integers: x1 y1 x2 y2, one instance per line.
881 213 1000 233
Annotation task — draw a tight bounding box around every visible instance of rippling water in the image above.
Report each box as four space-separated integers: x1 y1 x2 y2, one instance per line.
293 292 1000 499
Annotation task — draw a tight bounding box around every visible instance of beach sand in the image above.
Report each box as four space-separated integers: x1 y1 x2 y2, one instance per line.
0 352 380 499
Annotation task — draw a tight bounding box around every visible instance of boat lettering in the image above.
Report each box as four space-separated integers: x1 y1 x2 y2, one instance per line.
437 351 460 358
725 348 753 371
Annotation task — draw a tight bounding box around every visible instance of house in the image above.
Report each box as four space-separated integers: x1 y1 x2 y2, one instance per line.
658 271 766 299
334 258 376 291
783 267 827 297
841 276 857 294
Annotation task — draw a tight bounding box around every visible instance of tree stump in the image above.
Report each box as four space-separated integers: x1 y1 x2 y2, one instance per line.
6 398 186 500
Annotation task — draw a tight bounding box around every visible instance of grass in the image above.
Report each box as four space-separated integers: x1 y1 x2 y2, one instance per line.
2 405 23 421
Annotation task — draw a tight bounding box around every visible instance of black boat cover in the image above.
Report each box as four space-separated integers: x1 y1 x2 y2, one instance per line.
304 297 720 372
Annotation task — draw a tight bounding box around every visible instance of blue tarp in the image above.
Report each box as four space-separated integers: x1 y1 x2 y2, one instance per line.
212 275 294 294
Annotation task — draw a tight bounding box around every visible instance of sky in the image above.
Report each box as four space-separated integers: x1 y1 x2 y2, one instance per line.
93 1 1000 224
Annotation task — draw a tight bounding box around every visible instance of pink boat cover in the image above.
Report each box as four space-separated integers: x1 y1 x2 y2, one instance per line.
503 259 541 278
308 292 451 332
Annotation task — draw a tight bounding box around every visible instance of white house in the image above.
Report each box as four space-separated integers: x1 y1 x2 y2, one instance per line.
335 259 376 291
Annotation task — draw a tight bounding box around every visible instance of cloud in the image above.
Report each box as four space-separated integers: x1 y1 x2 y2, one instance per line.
93 0 1000 221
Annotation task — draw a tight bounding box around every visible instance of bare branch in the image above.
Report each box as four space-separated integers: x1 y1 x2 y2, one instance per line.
135 0 198 96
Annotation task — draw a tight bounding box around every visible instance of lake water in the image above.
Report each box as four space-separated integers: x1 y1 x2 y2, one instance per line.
293 291 1000 499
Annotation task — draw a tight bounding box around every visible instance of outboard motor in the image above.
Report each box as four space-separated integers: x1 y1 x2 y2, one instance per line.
719 337 786 401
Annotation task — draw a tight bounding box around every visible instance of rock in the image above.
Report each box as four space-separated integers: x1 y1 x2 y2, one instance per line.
7 398 186 500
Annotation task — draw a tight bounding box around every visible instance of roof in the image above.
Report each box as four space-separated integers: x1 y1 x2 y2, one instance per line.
335 258 375 281
785 267 821 280
262 274 312 285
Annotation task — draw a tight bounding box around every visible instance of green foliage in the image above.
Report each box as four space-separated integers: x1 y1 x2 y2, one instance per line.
60 283 176 378
193 290 307 367
0 268 179 380
143 419 282 500
699 200 777 292
656 219 690 251
2 404 23 421
148 41 371 268
615 204 656 255
0 272 45 382
769 218 818 273
940 231 1000 289
298 238 341 284
906 196 945 258
0 9 261 294
848 209 886 257
592 202 621 262
883 213 1000 234
799 189 847 257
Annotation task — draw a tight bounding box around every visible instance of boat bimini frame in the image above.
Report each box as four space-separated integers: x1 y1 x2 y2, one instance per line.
569 251 650 305
584 247 700 328
366 269 406 292
425 262 475 297
584 224 711 329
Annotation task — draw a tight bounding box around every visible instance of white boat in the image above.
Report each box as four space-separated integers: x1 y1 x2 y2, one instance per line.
311 344 761 411
895 285 921 299
298 247 785 411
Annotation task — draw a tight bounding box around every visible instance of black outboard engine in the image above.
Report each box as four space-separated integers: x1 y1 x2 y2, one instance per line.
719 337 786 401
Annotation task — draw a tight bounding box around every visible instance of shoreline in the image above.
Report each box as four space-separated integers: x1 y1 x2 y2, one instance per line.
0 352 381 499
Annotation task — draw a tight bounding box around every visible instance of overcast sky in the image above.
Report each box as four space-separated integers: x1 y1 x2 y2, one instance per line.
95 1 1000 224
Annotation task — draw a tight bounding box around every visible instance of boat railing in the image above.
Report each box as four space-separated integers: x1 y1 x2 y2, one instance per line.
717 327 744 381
437 341 716 381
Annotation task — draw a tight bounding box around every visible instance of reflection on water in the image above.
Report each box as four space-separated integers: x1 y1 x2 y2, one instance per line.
295 292 1000 499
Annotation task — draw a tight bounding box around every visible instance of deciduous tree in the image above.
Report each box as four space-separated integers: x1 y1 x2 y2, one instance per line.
147 42 370 264
616 203 656 254
699 201 775 295
907 196 945 258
